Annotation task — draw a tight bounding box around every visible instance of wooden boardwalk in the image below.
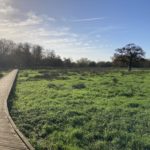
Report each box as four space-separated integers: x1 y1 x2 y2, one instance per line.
0 70 34 150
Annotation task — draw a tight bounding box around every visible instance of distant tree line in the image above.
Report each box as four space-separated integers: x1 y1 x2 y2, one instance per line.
0 39 112 68
0 39 150 69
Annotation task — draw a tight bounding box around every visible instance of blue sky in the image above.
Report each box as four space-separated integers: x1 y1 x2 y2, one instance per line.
0 0 150 61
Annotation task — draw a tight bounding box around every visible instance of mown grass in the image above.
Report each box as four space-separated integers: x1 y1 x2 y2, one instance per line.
9 69 150 150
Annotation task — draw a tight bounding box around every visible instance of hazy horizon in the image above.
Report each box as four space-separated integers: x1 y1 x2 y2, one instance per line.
0 0 150 61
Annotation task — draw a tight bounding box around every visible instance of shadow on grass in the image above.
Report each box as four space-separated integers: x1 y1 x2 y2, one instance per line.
8 74 18 112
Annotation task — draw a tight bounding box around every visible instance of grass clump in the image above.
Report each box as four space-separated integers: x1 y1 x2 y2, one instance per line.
72 83 86 89
0 73 3 78
128 103 140 108
48 83 58 89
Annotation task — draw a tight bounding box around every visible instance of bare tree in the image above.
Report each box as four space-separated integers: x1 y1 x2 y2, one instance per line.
77 58 90 67
32 45 43 67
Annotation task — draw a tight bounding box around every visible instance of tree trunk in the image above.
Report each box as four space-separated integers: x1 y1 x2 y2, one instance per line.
128 56 133 71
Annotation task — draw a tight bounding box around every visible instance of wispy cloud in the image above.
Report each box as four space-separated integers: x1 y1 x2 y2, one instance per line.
87 26 126 37
71 17 105 22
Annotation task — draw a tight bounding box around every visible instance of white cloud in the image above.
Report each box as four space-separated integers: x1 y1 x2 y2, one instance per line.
0 5 17 15
20 12 43 26
0 1 112 61
89 26 125 35
0 0 18 16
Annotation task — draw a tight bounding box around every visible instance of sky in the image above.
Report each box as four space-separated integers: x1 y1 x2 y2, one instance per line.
0 0 150 61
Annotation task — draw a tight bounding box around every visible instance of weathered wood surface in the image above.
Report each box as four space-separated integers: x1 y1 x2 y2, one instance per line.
0 70 34 150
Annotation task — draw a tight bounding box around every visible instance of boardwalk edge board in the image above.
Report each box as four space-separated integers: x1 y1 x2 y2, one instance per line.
4 69 34 150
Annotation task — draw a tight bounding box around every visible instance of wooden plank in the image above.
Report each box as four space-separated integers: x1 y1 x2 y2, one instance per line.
0 145 24 150
0 142 27 150
0 134 19 141
0 70 34 150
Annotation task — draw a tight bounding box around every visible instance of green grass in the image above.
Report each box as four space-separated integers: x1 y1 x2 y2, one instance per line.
0 70 9 78
0 73 3 78
9 69 150 150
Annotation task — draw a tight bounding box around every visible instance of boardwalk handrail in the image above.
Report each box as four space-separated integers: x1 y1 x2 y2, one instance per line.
4 69 34 150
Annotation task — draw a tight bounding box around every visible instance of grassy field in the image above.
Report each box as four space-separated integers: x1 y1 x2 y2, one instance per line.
9 69 150 150
0 70 7 78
